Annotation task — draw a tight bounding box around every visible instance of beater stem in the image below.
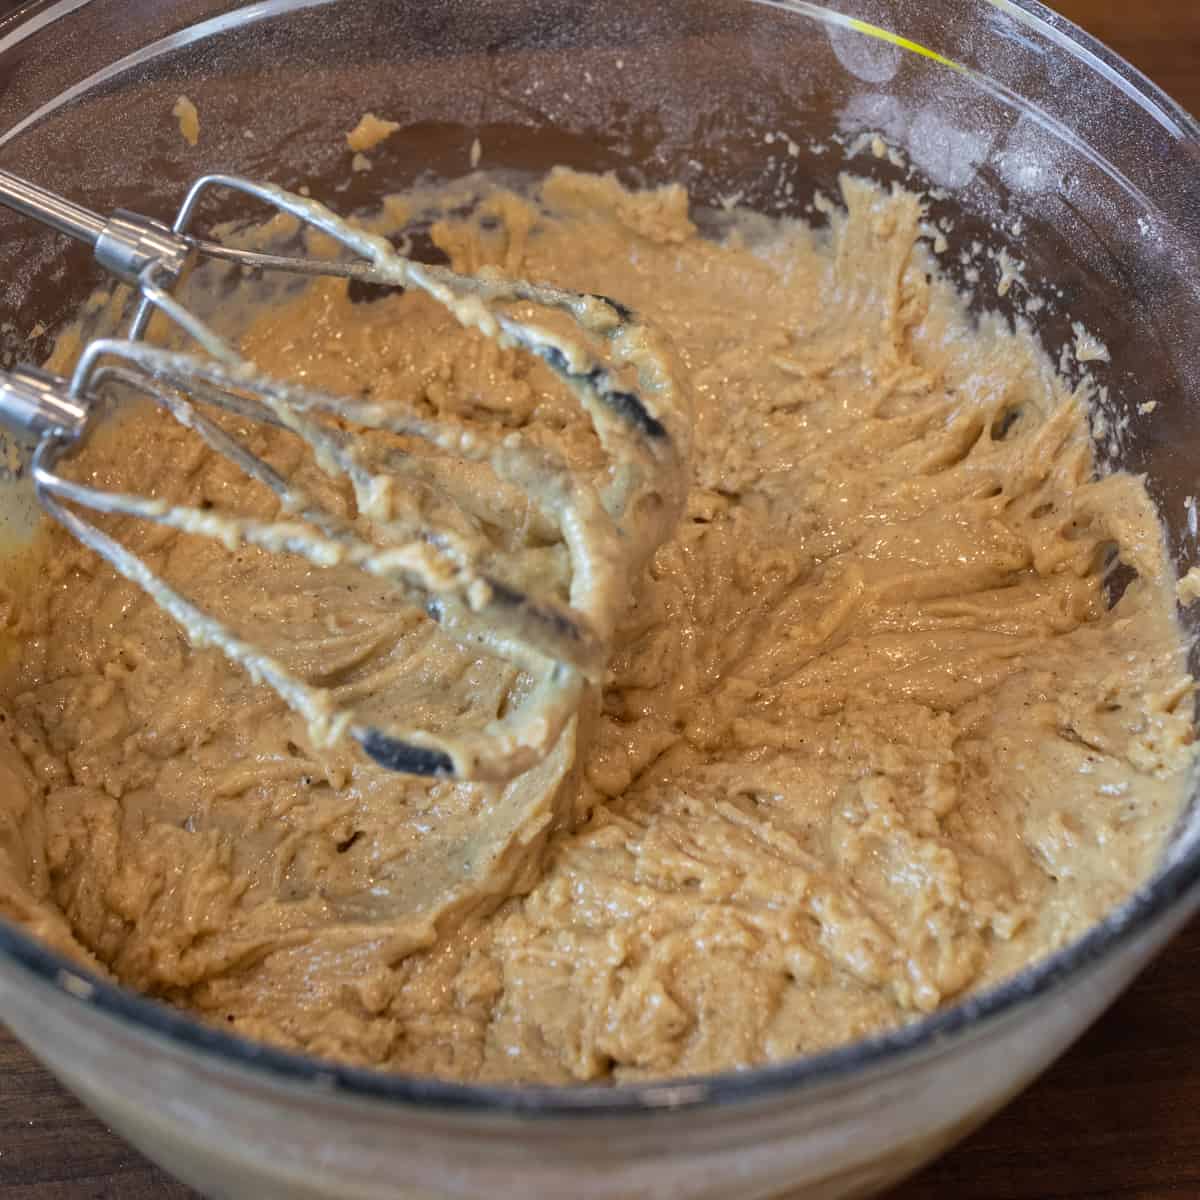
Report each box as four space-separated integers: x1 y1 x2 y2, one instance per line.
0 168 106 245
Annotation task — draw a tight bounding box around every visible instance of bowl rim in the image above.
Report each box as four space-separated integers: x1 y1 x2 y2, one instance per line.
0 0 1198 1119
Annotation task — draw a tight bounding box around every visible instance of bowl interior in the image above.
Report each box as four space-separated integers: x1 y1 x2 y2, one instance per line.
1 0 1199 1101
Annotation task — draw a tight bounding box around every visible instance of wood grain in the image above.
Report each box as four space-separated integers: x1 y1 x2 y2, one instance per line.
1050 0 1200 120
0 2 1197 1197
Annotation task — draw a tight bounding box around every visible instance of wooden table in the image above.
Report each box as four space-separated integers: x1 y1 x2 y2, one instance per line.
0 2 1198 1197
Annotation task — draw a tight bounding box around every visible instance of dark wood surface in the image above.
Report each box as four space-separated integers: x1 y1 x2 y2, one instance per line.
0 2 1198 1197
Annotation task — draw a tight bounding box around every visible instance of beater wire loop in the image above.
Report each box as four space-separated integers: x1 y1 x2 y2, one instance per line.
0 170 691 780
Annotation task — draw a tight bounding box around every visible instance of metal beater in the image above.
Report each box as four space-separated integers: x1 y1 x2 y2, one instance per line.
0 168 690 781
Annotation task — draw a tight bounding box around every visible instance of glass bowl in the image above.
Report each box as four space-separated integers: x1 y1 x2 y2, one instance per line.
0 2 1197 1197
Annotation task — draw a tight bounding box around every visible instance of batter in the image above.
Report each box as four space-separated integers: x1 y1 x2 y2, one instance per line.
0 169 1193 1083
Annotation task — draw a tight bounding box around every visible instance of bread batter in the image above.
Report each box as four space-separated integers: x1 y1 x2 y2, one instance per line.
0 169 1192 1082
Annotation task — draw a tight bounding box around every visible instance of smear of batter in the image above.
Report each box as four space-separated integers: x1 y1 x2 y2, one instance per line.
0 169 1192 1083
346 112 401 153
173 96 200 148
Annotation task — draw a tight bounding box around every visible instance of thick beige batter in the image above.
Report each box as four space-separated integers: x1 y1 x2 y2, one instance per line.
0 170 1193 1082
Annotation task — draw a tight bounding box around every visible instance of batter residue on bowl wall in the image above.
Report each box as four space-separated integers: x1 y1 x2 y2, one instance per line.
0 169 1193 1083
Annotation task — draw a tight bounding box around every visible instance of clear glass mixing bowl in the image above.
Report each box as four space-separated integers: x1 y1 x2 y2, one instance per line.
0 2 1198 1197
